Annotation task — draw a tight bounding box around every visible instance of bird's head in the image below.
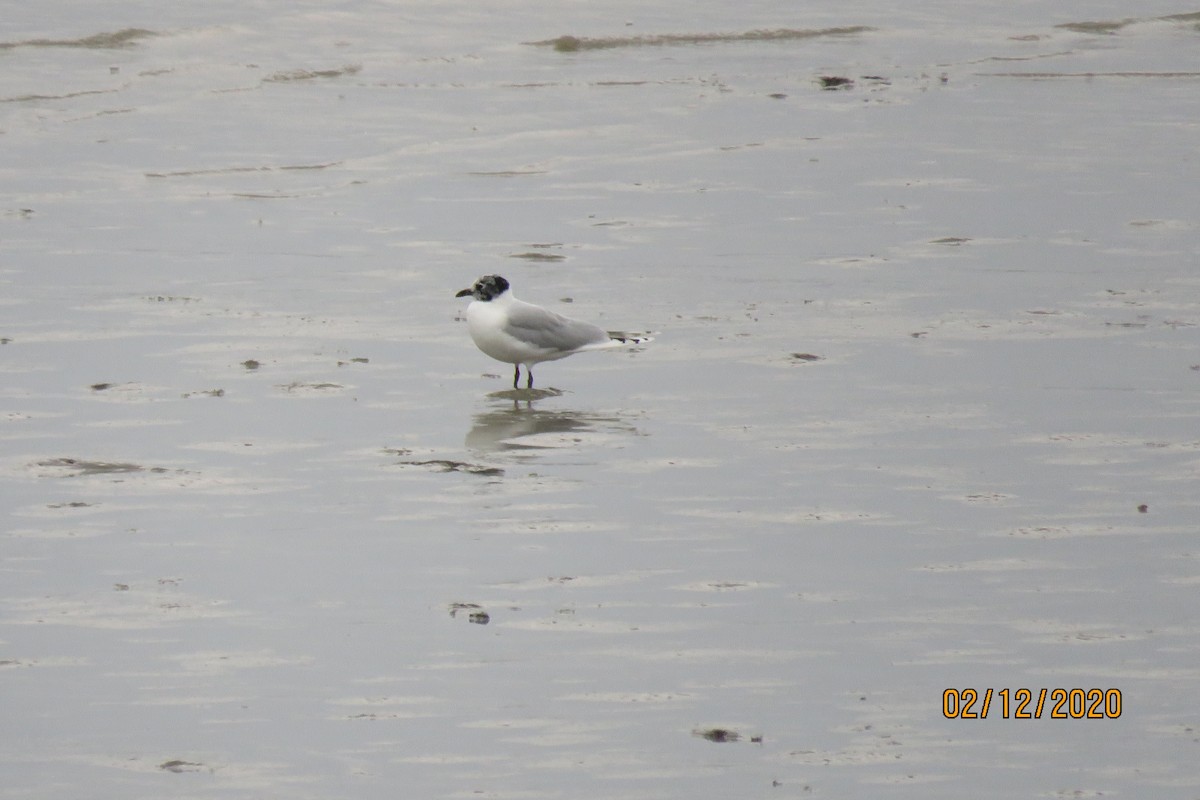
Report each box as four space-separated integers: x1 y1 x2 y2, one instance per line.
455 274 510 302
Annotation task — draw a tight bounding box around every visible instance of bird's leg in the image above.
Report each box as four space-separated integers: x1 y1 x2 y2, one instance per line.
527 368 534 390
513 364 520 390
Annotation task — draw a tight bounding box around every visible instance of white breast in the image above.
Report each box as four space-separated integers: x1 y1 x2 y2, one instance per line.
466 300 546 365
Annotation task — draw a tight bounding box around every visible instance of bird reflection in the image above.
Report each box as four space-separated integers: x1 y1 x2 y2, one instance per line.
465 390 640 453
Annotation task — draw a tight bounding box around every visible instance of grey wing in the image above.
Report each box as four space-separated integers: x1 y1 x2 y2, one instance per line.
505 301 610 352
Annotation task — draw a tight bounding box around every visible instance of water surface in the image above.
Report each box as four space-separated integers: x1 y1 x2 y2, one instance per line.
3 3 1199 798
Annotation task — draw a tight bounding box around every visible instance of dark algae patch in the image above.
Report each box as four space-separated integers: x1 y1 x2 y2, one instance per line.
386 447 503 477
1055 19 1132 35
693 727 741 743
818 75 854 90
276 382 343 393
0 28 157 50
817 74 892 90
528 27 873 52
449 602 491 624
397 459 504 477
509 251 566 262
1055 11 1200 35
36 458 167 477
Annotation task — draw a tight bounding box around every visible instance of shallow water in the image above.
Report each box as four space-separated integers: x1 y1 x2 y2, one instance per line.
3 3 1200 798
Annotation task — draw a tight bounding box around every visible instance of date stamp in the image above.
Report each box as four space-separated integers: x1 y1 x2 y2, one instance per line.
942 688 1122 719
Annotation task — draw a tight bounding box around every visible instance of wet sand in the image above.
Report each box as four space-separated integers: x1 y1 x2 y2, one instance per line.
3 3 1199 798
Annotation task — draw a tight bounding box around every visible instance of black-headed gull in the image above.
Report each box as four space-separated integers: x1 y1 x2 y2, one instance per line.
455 274 651 389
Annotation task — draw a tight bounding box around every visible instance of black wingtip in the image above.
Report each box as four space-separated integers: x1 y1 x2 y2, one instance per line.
607 332 654 345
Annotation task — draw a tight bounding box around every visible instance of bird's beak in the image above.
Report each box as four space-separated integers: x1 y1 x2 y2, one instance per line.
455 288 473 298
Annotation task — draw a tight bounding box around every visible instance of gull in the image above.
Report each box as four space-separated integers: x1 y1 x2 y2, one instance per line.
455 274 651 389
